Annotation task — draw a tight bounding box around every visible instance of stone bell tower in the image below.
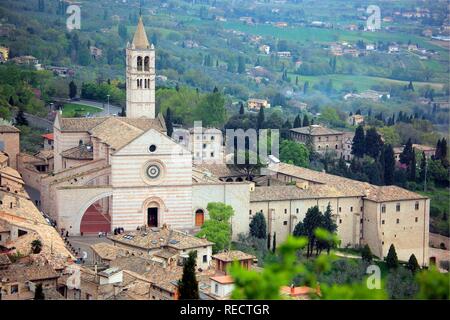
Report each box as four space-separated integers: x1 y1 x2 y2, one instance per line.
126 16 155 119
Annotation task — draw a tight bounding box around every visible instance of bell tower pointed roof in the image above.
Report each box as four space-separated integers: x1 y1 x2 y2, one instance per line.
132 16 150 49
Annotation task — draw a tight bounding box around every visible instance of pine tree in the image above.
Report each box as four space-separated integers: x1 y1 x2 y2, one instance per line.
386 244 399 269
383 144 396 185
351 125 365 158
407 254 420 274
178 251 199 299
293 115 302 128
267 232 271 251
249 212 267 239
257 107 265 131
361 244 373 263
272 232 276 254
165 108 174 137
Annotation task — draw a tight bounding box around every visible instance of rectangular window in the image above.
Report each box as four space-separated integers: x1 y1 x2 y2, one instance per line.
203 144 207 149
350 207 353 212
415 217 418 222
249 210 252 215
284 209 287 214
396 218 400 224
203 255 207 263
296 208 299 213
415 202 419 210
10 284 18 294
382 220 385 225
396 203 401 212
215 284 219 294
283 221 288 226
210 152 214 157
338 207 342 212
339 219 342 224
381 205 386 213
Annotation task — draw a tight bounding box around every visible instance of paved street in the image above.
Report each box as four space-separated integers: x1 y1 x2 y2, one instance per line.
69 99 122 117
66 235 112 265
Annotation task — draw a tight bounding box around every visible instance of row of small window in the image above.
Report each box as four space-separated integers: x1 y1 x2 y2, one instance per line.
136 56 151 71
249 207 360 215
317 136 340 142
382 217 419 224
195 152 215 158
136 79 152 89
381 202 420 213
317 144 339 150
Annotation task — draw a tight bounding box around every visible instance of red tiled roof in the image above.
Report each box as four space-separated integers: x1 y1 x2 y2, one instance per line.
210 275 234 284
42 133 54 140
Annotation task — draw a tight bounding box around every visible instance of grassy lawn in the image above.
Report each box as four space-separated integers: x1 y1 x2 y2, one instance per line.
418 187 450 237
287 73 444 92
62 103 102 118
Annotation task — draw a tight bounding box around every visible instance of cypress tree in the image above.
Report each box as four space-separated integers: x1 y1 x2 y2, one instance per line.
409 150 416 181
361 244 373 263
351 125 365 158
383 144 396 185
267 232 271 251
165 108 174 138
249 212 267 239
419 151 427 182
407 254 420 274
257 107 265 131
272 232 276 253
15 110 28 126
239 102 245 115
386 244 399 269
302 114 309 127
400 138 413 165
178 251 199 299
69 81 77 99
293 115 302 128
365 127 384 158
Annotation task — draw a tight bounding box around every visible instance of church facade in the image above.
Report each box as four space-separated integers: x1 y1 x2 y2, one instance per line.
19 18 429 266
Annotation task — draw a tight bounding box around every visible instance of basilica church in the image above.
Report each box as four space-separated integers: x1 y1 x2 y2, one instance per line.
16 17 429 266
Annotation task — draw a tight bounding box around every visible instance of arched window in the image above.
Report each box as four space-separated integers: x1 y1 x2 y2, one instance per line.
195 209 205 227
137 56 143 71
144 79 147 89
137 79 140 88
144 56 150 71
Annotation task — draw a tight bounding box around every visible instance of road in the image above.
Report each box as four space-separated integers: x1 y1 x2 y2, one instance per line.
66 235 113 264
69 99 122 117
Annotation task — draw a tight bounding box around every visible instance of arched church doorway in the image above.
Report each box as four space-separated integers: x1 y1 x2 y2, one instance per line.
147 207 158 227
80 196 112 234
195 209 205 227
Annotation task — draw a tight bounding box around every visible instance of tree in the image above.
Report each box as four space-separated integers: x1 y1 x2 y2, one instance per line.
195 91 226 127
31 239 42 254
15 110 28 126
239 102 245 115
302 114 309 127
69 81 77 99
165 108 174 137
279 140 310 168
319 203 337 254
249 212 267 239
409 150 416 181
34 284 45 300
400 138 414 165
272 232 276 253
237 56 246 74
178 251 199 299
257 107 265 130
293 114 302 128
267 232 271 251
302 206 323 257
196 203 234 253
365 127 384 158
386 244 399 269
351 126 365 158
361 244 373 263
419 151 427 183
383 145 396 185
118 23 128 40
407 254 420 274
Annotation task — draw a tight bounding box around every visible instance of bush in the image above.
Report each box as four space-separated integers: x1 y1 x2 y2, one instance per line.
361 244 373 263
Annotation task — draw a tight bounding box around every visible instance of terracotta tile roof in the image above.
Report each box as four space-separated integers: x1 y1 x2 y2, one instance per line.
210 275 234 284
194 163 240 178
0 263 59 282
269 162 428 203
153 248 178 259
109 227 213 251
89 117 144 150
143 262 183 293
251 184 365 202
91 242 137 261
290 125 343 136
412 144 436 152
110 256 152 275
41 133 54 140
0 166 23 180
0 125 20 133
61 144 93 160
0 152 8 164
212 250 256 262
0 253 11 266
59 117 106 132
34 149 54 160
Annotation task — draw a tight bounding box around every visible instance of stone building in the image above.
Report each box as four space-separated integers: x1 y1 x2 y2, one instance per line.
290 125 345 156
0 125 20 169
